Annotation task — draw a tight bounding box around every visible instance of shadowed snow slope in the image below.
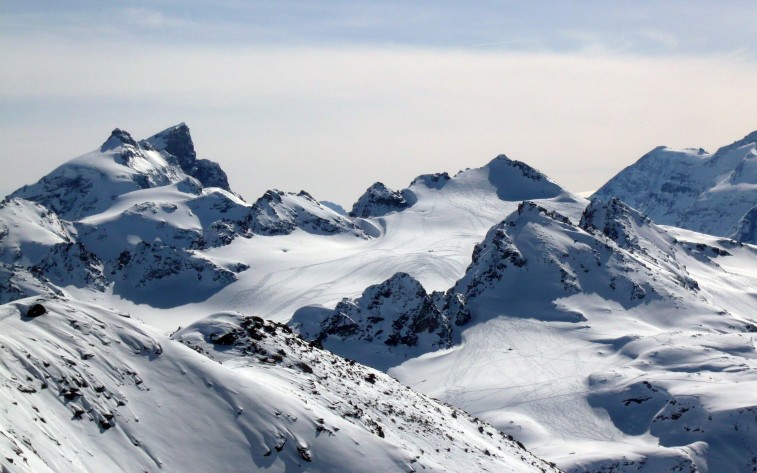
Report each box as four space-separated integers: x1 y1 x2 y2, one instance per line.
0 297 559 473
732 204 757 244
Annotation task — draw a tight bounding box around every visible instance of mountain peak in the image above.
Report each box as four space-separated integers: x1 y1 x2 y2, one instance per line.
249 189 367 237
593 131 757 237
289 271 452 370
145 123 196 170
579 197 652 249
484 154 565 201
100 128 138 151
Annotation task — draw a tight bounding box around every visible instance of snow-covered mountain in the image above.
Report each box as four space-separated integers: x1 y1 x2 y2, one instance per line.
1 124 583 472
11 128 187 221
593 130 757 239
3 123 757 472
287 194 757 471
1 125 384 308
447 198 709 324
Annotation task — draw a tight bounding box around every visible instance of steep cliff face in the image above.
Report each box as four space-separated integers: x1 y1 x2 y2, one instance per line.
143 123 230 190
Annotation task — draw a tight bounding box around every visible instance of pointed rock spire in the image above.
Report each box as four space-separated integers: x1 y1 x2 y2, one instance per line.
145 123 196 170
145 123 231 191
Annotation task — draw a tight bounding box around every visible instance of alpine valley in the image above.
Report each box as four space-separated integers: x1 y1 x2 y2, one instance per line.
2 124 756 473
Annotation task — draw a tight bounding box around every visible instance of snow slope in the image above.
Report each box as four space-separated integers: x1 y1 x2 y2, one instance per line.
593 130 757 238
0 296 559 473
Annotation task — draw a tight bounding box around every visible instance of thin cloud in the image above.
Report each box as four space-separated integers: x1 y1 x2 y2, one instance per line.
122 7 194 29
472 40 530 47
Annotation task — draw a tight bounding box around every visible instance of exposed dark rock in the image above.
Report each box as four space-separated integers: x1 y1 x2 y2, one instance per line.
350 182 412 218
26 303 47 317
31 242 106 292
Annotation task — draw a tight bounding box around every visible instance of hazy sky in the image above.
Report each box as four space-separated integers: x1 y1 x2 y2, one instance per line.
1 1 756 206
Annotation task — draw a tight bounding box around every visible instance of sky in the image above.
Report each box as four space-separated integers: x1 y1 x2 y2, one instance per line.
1 1 756 207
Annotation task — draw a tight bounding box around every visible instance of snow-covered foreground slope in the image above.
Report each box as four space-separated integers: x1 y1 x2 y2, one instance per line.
593 130 757 239
0 296 559 473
